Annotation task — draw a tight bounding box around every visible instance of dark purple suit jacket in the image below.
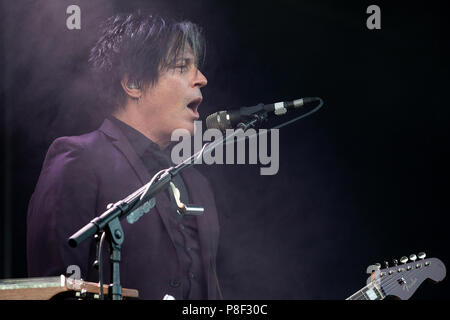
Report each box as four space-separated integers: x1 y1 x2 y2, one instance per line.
27 118 221 299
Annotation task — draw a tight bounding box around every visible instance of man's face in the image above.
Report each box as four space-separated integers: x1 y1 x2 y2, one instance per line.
139 48 207 141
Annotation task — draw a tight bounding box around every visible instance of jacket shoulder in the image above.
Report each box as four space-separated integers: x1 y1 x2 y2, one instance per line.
49 129 107 154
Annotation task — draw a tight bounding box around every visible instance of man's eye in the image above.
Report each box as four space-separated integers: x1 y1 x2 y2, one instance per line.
176 65 188 72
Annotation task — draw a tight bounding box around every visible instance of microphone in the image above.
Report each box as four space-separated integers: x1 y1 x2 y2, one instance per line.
205 97 321 131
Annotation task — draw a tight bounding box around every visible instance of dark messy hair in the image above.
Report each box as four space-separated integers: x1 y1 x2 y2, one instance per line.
89 11 205 113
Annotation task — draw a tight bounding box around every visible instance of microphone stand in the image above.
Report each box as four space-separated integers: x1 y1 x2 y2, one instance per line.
67 111 269 300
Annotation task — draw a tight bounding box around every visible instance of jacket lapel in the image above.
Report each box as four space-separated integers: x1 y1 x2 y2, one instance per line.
98 118 176 245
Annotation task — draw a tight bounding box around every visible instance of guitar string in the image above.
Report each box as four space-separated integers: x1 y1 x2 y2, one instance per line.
349 266 418 301
349 260 433 300
367 261 432 298
361 258 438 299
348 260 431 300
375 262 430 298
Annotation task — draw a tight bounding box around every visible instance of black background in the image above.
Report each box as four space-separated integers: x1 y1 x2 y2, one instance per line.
1 0 449 300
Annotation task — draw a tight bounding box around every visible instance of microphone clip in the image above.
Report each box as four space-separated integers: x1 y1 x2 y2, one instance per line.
169 181 204 216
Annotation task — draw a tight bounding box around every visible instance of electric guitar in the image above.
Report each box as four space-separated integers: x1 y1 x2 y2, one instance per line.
346 252 446 300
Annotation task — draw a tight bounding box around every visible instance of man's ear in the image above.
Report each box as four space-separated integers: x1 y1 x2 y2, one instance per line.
120 76 141 100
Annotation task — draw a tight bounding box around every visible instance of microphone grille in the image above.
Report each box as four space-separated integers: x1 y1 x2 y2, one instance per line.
205 111 231 131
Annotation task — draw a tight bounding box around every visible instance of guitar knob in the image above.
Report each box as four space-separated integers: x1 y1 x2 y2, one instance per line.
384 261 389 268
400 256 408 264
409 254 417 262
375 263 381 270
393 259 398 266
418 252 426 260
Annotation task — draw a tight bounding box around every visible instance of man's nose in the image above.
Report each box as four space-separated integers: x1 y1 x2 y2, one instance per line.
193 69 208 88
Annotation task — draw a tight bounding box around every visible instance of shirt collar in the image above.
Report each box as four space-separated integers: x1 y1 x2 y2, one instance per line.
108 116 162 158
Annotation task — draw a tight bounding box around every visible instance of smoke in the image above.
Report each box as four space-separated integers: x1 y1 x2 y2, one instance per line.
3 1 117 141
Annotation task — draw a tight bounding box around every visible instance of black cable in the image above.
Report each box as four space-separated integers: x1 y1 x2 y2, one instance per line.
98 231 106 300
272 97 324 130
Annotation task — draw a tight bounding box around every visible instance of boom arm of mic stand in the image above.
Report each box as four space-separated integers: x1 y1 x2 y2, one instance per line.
68 173 172 248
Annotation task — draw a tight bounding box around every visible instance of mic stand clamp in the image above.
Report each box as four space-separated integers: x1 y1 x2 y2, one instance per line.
169 181 204 216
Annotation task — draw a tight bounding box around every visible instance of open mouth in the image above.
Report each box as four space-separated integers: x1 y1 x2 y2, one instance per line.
186 97 202 118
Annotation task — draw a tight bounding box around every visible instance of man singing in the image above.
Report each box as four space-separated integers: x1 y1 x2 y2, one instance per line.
27 11 222 300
